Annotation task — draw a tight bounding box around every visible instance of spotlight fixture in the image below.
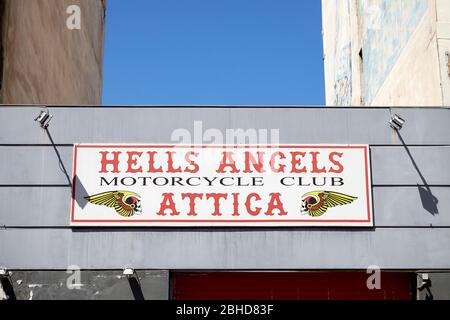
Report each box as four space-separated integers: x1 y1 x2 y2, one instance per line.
123 268 135 277
123 267 144 300
34 109 53 129
0 268 8 277
389 114 406 131
417 273 432 291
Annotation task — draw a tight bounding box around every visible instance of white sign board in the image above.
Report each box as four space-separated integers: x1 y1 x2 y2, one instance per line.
71 145 372 227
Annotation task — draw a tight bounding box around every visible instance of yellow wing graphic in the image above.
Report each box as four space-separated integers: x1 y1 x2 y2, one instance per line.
84 191 142 217
301 191 357 217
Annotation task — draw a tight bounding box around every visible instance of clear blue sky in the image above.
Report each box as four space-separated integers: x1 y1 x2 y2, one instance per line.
102 0 324 105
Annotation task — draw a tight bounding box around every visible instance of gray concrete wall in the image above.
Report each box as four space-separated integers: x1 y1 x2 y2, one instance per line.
0 0 105 105
1 270 169 300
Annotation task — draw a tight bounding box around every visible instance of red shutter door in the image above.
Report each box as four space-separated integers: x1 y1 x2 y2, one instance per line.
172 272 413 300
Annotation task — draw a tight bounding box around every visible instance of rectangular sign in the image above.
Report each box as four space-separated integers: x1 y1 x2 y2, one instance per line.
71 145 372 227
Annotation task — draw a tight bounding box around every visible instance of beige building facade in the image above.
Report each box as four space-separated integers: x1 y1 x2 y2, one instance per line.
322 0 450 107
0 0 105 105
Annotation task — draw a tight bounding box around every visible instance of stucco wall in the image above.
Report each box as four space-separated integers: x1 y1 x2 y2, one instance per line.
323 0 354 106
436 0 450 106
322 0 353 106
0 0 105 105
1 270 448 300
322 0 444 107
369 0 442 106
1 270 169 300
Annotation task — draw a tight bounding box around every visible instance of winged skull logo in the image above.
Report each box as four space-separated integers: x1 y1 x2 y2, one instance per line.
301 191 357 217
84 191 142 217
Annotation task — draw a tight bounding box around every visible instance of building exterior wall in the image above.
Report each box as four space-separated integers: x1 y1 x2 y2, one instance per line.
436 0 450 106
0 1 449 300
3 270 169 300
322 0 358 106
1 106 449 299
0 0 105 105
322 0 448 107
0 106 449 265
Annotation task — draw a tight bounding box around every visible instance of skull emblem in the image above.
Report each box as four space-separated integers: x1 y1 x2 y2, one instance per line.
301 195 319 215
125 194 142 215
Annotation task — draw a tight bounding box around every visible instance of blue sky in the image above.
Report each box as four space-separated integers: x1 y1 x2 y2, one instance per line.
102 0 324 105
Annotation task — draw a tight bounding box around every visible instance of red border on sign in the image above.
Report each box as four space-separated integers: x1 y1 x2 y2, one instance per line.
70 145 372 225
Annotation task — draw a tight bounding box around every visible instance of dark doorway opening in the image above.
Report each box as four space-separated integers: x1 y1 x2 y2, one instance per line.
171 272 414 300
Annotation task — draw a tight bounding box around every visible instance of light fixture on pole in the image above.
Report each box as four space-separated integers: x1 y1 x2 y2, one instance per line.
123 268 135 277
0 268 8 277
34 109 53 129
122 267 144 300
389 114 406 131
417 273 432 291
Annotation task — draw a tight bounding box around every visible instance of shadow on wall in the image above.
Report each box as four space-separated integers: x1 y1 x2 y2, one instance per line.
75 175 89 209
46 129 72 187
0 277 16 300
128 275 145 301
44 128 90 209
5 270 167 300
396 130 439 216
417 185 439 216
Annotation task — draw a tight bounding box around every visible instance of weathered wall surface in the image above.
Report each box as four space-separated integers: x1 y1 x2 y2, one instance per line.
322 0 444 107
369 0 442 106
436 0 450 106
0 106 449 271
0 0 105 105
322 0 353 106
2 270 169 300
